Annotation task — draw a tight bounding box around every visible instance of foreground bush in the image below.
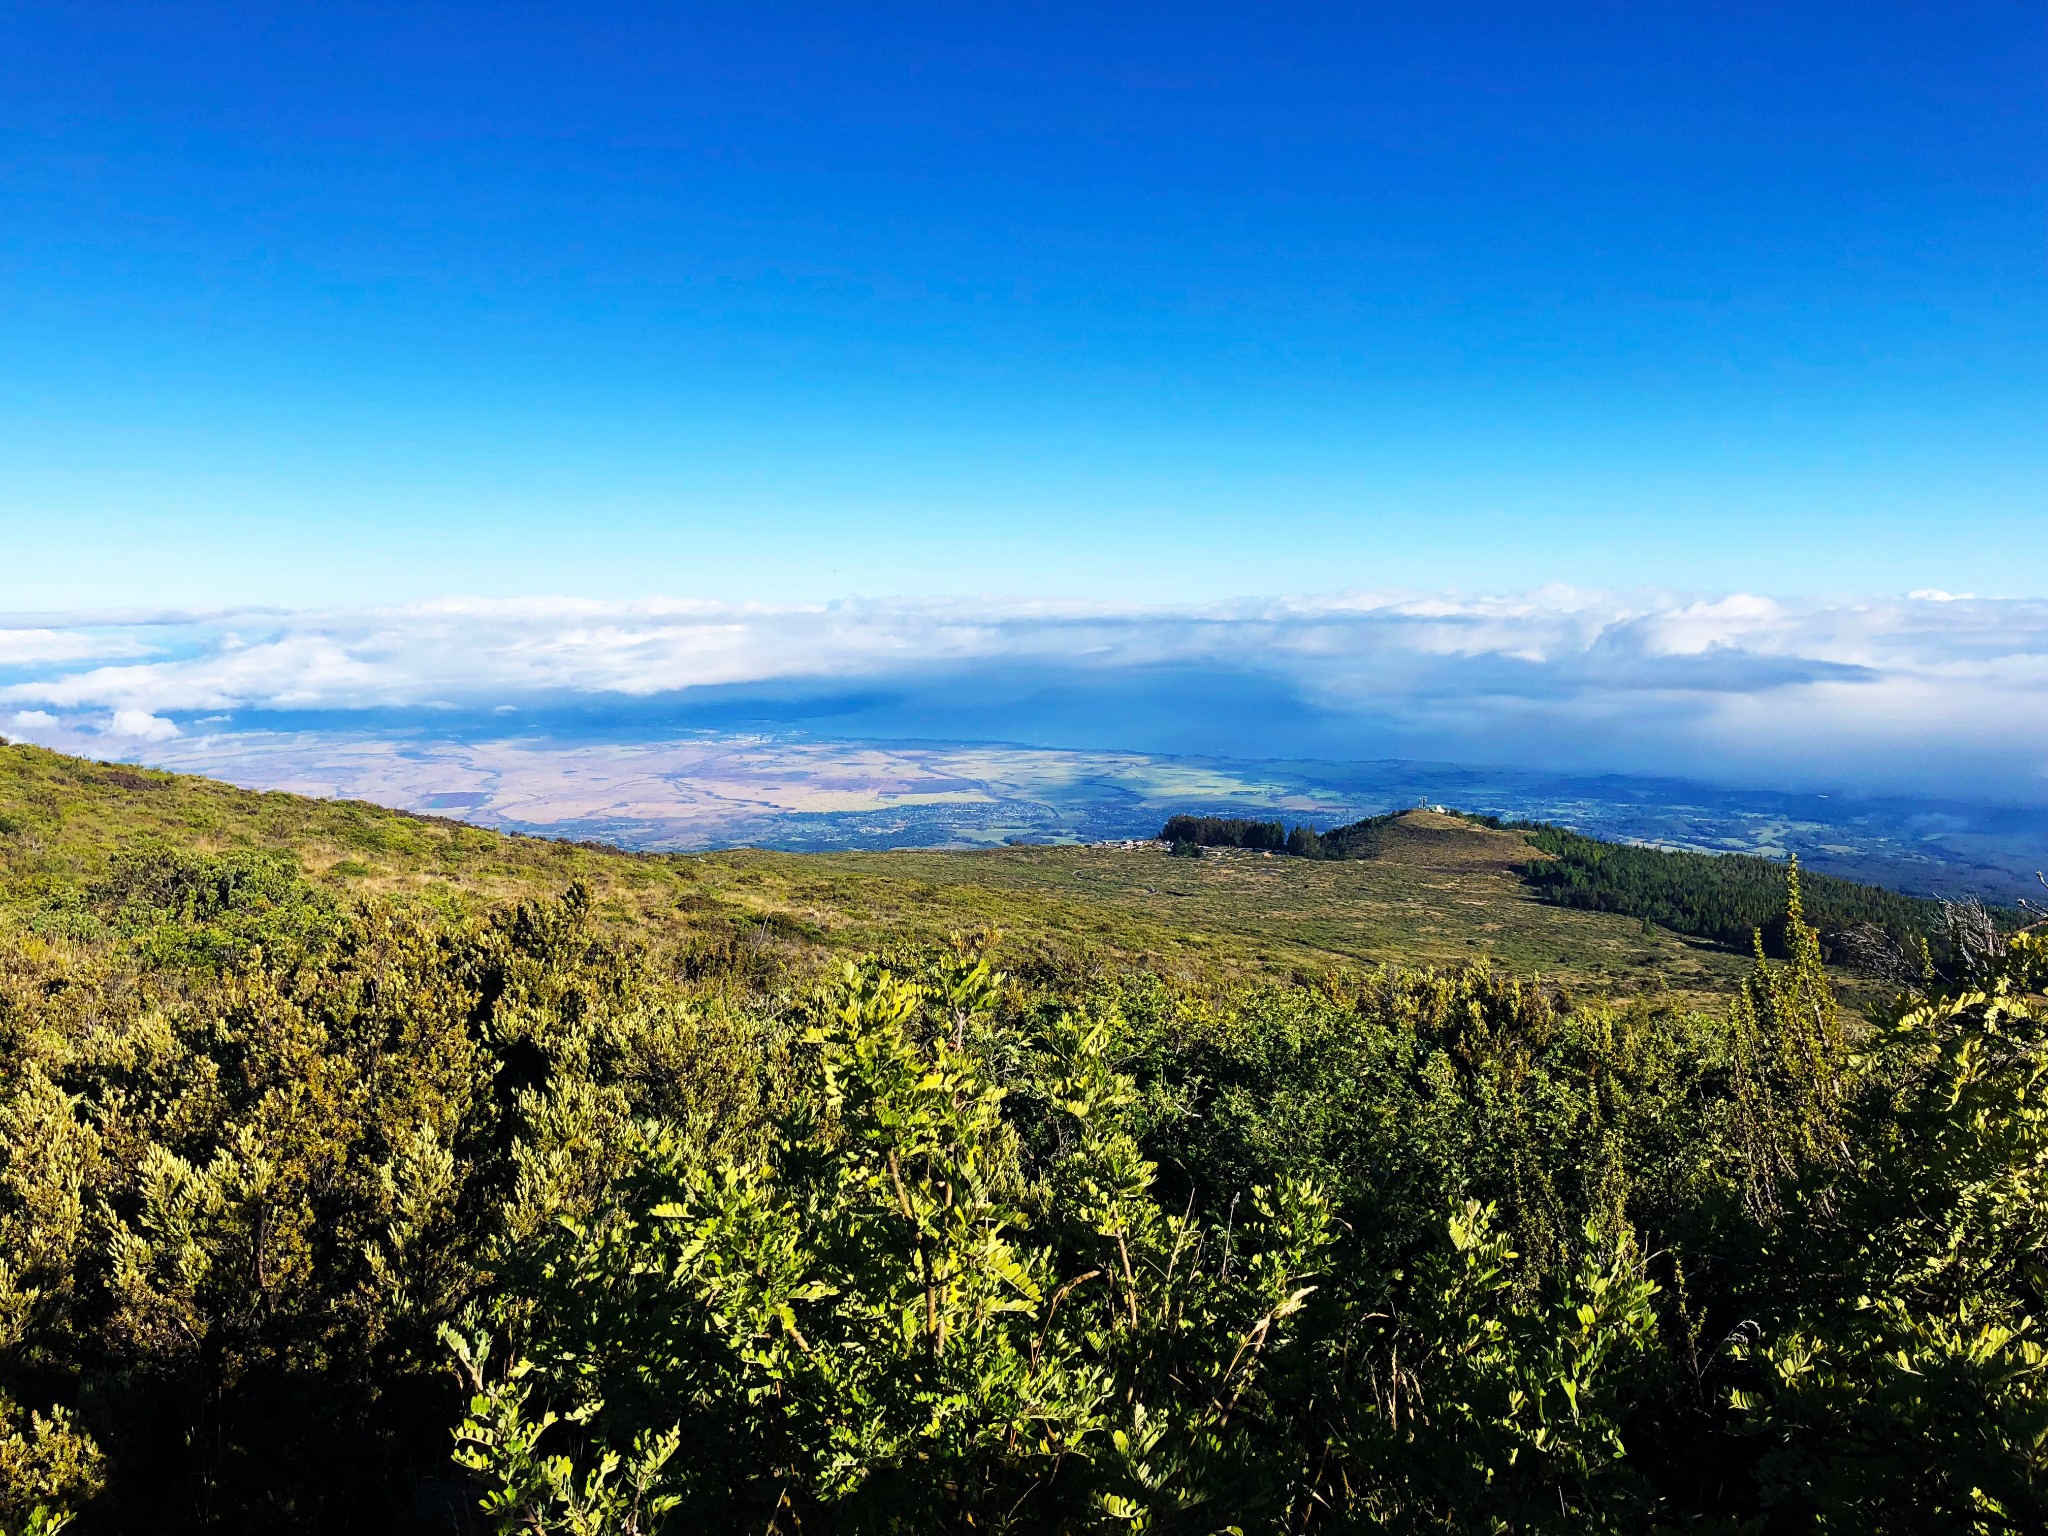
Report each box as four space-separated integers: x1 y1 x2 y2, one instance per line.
0 845 2041 1532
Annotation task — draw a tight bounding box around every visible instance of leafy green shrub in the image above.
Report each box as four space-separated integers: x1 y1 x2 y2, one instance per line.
89 844 343 971
0 1396 103 1536
1728 929 2048 1531
450 956 1332 1532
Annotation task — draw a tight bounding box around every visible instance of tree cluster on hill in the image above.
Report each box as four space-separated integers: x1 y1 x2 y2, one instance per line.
1517 825 1950 956
1157 812 1402 860
1311 810 1408 858
1159 815 1293 852
2 808 2045 1532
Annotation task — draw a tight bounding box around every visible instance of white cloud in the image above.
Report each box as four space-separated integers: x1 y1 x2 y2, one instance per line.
0 628 153 666
107 709 181 741
7 709 59 732
3 591 2045 799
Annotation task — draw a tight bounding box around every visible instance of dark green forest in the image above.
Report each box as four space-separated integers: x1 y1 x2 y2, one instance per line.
1161 815 1294 852
1160 813 1398 861
1514 826 1949 955
3 760 2045 1534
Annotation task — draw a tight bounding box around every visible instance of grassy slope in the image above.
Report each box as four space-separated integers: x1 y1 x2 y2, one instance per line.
741 814 1753 1002
0 743 1752 1002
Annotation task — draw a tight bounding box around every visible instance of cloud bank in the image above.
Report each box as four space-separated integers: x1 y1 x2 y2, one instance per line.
3 590 2045 802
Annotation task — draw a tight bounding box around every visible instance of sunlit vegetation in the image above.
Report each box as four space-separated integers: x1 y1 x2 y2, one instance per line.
2 742 2043 1533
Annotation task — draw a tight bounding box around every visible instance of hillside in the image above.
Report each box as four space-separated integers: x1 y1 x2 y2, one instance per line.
1516 821 1959 953
1 744 1751 1004
1160 803 1984 964
3 737 2044 1533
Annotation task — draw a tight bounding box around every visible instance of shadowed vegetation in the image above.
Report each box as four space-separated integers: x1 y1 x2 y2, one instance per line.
1515 823 1956 955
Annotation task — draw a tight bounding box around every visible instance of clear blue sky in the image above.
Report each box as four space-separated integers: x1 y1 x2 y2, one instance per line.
3 2 2042 610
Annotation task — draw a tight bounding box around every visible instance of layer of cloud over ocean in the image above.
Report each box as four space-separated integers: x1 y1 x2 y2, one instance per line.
4 588 2045 804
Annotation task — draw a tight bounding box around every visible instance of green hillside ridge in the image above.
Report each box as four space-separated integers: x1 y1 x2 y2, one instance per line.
2 740 2044 1534
1161 807 1977 962
1 742 1761 1005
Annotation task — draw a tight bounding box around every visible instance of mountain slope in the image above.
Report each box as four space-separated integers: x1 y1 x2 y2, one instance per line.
1 742 1750 1002
7 738 2040 1533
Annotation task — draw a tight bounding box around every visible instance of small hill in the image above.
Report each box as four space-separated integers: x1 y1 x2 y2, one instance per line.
1349 806 1539 872
1159 801 1974 966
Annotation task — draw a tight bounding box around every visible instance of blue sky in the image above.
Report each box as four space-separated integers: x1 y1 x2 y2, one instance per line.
4 2 2043 611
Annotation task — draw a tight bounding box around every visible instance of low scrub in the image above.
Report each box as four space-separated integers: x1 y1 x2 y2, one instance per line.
1 839 2043 1533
